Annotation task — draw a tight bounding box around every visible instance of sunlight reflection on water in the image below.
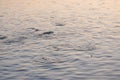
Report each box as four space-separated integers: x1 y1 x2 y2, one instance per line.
0 0 120 80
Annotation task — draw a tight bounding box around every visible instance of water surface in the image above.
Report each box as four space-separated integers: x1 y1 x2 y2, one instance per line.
0 0 120 80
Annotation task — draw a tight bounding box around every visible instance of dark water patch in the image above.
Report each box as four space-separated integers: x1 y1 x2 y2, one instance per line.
14 68 28 72
4 39 20 45
42 31 54 35
38 31 54 36
3 36 27 45
55 22 65 26
36 31 55 39
0 15 4 17
114 25 120 27
0 35 7 40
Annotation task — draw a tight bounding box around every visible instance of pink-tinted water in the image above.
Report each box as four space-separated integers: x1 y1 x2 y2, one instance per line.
0 0 120 80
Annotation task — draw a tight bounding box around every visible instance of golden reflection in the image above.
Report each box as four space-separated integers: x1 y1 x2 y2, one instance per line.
0 0 120 12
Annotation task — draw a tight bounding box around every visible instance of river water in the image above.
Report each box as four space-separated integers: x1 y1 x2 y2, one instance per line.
0 0 120 80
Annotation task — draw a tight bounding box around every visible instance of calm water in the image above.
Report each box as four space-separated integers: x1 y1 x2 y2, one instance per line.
0 0 120 80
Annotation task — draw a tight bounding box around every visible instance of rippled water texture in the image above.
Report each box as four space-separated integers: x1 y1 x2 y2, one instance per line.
0 0 120 80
